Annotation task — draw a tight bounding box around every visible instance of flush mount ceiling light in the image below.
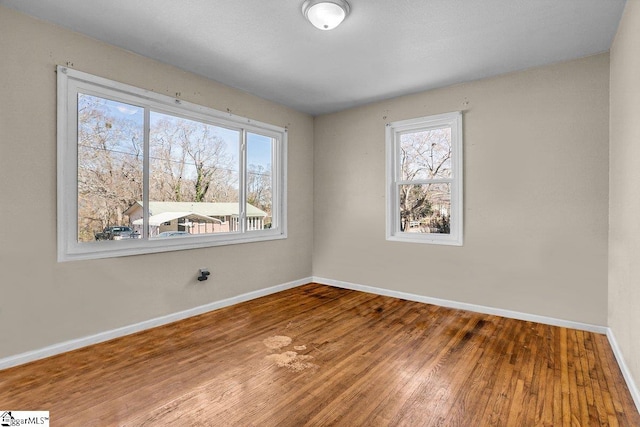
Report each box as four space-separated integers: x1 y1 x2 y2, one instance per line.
302 0 351 30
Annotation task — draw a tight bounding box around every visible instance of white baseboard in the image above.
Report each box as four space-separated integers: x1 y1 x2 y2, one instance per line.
0 277 311 371
606 329 640 413
312 276 608 334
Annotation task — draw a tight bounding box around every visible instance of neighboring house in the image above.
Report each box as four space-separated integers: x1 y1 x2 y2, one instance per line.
123 202 268 237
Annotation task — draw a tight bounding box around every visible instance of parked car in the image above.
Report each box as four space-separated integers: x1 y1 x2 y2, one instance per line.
95 226 139 240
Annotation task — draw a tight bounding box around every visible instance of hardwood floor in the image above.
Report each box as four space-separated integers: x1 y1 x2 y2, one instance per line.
1 283 638 426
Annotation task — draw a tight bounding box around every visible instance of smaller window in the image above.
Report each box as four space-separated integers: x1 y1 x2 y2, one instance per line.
386 112 463 245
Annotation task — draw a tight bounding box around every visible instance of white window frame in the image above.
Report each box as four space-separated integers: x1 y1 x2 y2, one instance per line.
385 111 463 246
57 66 287 262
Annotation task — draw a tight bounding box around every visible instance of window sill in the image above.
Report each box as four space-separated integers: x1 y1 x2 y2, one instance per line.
386 233 462 246
58 230 287 262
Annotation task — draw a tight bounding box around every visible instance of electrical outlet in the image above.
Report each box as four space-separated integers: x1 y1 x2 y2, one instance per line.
198 268 210 281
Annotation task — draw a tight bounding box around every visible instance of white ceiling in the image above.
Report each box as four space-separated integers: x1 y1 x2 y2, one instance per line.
1 0 626 115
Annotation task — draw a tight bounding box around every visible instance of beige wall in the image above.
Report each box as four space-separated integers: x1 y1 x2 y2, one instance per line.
609 0 640 399
314 54 610 325
0 7 314 359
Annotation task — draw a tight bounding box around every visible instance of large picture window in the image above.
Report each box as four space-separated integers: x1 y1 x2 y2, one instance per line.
58 67 287 261
386 112 463 245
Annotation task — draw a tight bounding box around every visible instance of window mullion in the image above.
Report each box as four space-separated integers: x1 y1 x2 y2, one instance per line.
142 107 150 239
67 77 79 247
394 182 402 234
394 136 402 182
239 129 247 233
270 136 278 230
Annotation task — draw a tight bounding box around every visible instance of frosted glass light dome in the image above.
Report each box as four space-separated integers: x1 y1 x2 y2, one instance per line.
302 0 351 31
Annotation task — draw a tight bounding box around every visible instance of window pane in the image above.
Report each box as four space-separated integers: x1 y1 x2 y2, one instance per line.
77 93 144 243
247 132 273 230
146 112 240 238
399 127 452 180
399 183 451 234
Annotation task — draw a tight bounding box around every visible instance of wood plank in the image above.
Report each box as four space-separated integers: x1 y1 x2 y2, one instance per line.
0 283 638 426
